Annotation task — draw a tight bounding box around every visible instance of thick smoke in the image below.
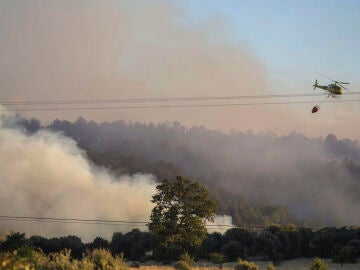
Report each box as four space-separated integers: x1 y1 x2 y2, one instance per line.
0 114 157 240
46 119 360 226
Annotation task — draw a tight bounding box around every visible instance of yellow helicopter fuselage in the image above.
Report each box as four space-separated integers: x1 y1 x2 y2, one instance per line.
316 84 342 95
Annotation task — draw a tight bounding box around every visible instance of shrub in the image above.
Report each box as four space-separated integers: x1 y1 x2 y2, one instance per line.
333 246 358 265
47 249 78 269
180 252 194 266
221 241 247 261
234 259 259 270
174 260 192 270
0 248 129 270
84 248 128 270
270 251 283 266
209 252 225 264
309 258 327 270
0 250 34 269
0 249 49 270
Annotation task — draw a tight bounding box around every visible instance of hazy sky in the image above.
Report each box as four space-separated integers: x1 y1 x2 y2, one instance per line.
0 0 359 139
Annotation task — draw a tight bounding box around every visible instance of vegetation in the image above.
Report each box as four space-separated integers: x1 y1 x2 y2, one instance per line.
173 260 192 270
309 258 327 270
234 259 259 270
2 225 359 265
148 177 217 260
209 252 225 265
0 247 128 270
179 252 195 266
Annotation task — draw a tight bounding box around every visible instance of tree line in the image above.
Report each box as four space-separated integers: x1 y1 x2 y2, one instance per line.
1 225 359 264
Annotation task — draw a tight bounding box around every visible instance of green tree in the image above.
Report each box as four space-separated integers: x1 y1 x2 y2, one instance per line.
148 176 217 261
0 232 27 252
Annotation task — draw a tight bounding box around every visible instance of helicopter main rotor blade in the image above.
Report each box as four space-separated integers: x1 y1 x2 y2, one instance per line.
315 71 336 82
336 81 350 84
338 83 349 90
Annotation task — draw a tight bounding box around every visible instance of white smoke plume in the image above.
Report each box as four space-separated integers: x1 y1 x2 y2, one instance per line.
206 215 234 234
0 112 157 241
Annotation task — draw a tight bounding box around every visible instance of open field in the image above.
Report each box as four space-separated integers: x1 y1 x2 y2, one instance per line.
134 259 360 270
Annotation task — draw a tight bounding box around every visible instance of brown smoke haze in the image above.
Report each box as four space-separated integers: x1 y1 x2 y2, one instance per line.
1 0 360 139
0 0 298 133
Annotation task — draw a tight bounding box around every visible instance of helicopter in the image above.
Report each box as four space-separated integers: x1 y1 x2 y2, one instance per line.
313 72 350 98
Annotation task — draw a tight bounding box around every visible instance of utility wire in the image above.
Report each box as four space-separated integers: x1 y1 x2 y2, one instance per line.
0 218 147 227
1 99 360 112
2 92 360 106
0 215 326 230
0 215 146 224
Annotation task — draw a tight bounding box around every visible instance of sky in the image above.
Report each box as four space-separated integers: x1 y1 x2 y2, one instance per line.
182 0 360 83
0 0 359 139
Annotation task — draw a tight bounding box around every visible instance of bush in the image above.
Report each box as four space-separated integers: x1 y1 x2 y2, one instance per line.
0 248 129 270
47 249 78 269
267 263 276 270
180 252 194 266
209 252 225 264
0 249 49 270
83 248 128 270
234 259 259 270
174 260 192 270
221 241 247 261
333 246 358 265
270 251 283 266
309 258 327 270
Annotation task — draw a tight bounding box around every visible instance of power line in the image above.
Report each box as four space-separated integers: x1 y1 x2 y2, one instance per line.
2 92 360 106
1 99 360 112
0 215 147 227
0 215 325 230
0 218 147 227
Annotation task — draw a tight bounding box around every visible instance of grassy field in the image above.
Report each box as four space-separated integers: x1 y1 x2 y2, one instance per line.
135 259 360 270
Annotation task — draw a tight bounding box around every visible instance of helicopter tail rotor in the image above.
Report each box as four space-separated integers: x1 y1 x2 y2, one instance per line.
313 79 318 90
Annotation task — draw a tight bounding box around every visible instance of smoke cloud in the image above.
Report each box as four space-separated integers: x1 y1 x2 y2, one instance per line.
207 215 234 234
0 0 292 133
46 118 360 226
0 113 157 240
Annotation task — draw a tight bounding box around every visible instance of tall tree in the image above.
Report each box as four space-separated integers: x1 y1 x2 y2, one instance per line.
148 176 217 260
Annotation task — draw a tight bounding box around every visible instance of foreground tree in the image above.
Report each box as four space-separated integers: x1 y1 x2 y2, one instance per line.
148 176 217 261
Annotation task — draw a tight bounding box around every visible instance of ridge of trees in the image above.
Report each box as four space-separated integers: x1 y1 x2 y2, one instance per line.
1 225 359 264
